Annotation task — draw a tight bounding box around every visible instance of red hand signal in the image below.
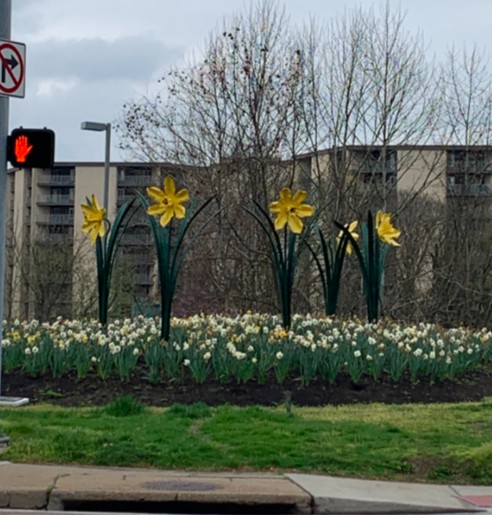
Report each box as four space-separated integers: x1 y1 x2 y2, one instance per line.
14 135 33 163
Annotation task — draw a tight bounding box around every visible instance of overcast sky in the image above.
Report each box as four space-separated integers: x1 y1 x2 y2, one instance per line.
6 0 492 162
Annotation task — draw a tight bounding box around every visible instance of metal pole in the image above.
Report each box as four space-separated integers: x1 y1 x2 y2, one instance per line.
0 0 12 398
103 123 111 213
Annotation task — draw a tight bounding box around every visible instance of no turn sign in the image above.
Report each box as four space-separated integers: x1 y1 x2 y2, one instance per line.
0 39 26 98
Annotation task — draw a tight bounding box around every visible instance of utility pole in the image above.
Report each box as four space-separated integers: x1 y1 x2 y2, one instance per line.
0 0 28 411
0 0 12 400
0 0 11 444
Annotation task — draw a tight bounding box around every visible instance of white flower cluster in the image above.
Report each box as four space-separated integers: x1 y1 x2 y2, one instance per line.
0 313 490 383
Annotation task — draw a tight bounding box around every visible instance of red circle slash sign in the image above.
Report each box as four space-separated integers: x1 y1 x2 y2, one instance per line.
0 42 24 95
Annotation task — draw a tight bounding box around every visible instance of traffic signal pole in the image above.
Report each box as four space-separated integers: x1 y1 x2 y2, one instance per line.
0 0 12 399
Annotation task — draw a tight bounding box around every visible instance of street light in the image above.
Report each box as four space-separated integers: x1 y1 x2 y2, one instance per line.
81 121 111 211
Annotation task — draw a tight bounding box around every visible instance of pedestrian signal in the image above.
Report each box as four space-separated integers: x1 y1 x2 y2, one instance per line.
7 128 55 168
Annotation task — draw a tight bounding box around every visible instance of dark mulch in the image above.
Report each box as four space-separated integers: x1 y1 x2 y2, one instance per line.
2 366 492 407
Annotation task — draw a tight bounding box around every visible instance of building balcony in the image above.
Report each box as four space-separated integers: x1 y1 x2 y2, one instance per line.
447 183 492 196
118 175 152 187
37 194 74 205
37 174 75 186
447 166 492 175
36 214 74 225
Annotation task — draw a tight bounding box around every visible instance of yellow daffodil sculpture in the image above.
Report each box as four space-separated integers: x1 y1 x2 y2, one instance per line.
81 194 106 244
269 188 314 234
246 187 314 329
147 176 190 227
376 211 401 247
138 175 214 341
336 210 400 322
81 194 136 325
306 219 359 316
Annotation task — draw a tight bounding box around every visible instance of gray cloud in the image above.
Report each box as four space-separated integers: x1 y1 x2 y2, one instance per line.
10 74 152 161
11 0 46 36
9 0 492 163
27 36 183 82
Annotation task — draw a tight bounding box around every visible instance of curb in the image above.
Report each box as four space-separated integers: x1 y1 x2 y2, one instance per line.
0 463 490 514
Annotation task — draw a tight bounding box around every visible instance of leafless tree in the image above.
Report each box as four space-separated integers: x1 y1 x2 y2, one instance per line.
394 45 492 326
118 1 308 312
116 1 492 325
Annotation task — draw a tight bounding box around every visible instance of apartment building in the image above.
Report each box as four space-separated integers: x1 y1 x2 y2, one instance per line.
5 162 186 320
5 145 492 320
296 145 492 204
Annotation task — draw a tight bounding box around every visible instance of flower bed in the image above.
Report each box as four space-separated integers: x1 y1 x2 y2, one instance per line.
2 314 491 386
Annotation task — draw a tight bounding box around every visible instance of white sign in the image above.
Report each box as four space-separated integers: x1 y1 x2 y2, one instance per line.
0 38 26 98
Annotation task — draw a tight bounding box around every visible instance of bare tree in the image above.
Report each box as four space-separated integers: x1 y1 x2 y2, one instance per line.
118 1 308 313
296 3 441 222
407 45 492 326
116 1 492 325
438 45 492 146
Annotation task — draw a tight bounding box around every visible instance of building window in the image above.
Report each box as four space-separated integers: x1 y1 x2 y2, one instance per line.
447 150 488 174
118 166 152 186
361 149 397 190
447 150 491 196
50 166 75 184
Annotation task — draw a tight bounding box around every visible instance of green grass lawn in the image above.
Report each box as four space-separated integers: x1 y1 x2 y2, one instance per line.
1 397 492 484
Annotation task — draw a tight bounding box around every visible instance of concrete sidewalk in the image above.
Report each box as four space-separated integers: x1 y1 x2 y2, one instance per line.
0 461 491 514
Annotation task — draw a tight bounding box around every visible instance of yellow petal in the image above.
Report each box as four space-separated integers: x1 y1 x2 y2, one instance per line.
274 212 288 231
295 204 314 218
164 176 176 195
269 201 281 214
279 188 292 202
376 210 401 246
384 227 401 245
287 214 303 234
381 214 392 228
160 209 174 227
174 204 186 219
175 188 190 202
147 203 166 216
91 194 101 212
97 222 106 239
81 207 94 221
147 186 165 203
81 220 92 233
376 210 383 228
292 190 308 204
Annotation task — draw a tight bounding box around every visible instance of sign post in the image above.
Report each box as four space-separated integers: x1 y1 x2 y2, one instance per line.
0 0 28 417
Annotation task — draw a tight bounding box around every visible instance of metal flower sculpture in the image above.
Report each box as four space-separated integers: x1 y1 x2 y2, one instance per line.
336 210 400 322
81 194 136 325
246 187 314 329
138 176 215 341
